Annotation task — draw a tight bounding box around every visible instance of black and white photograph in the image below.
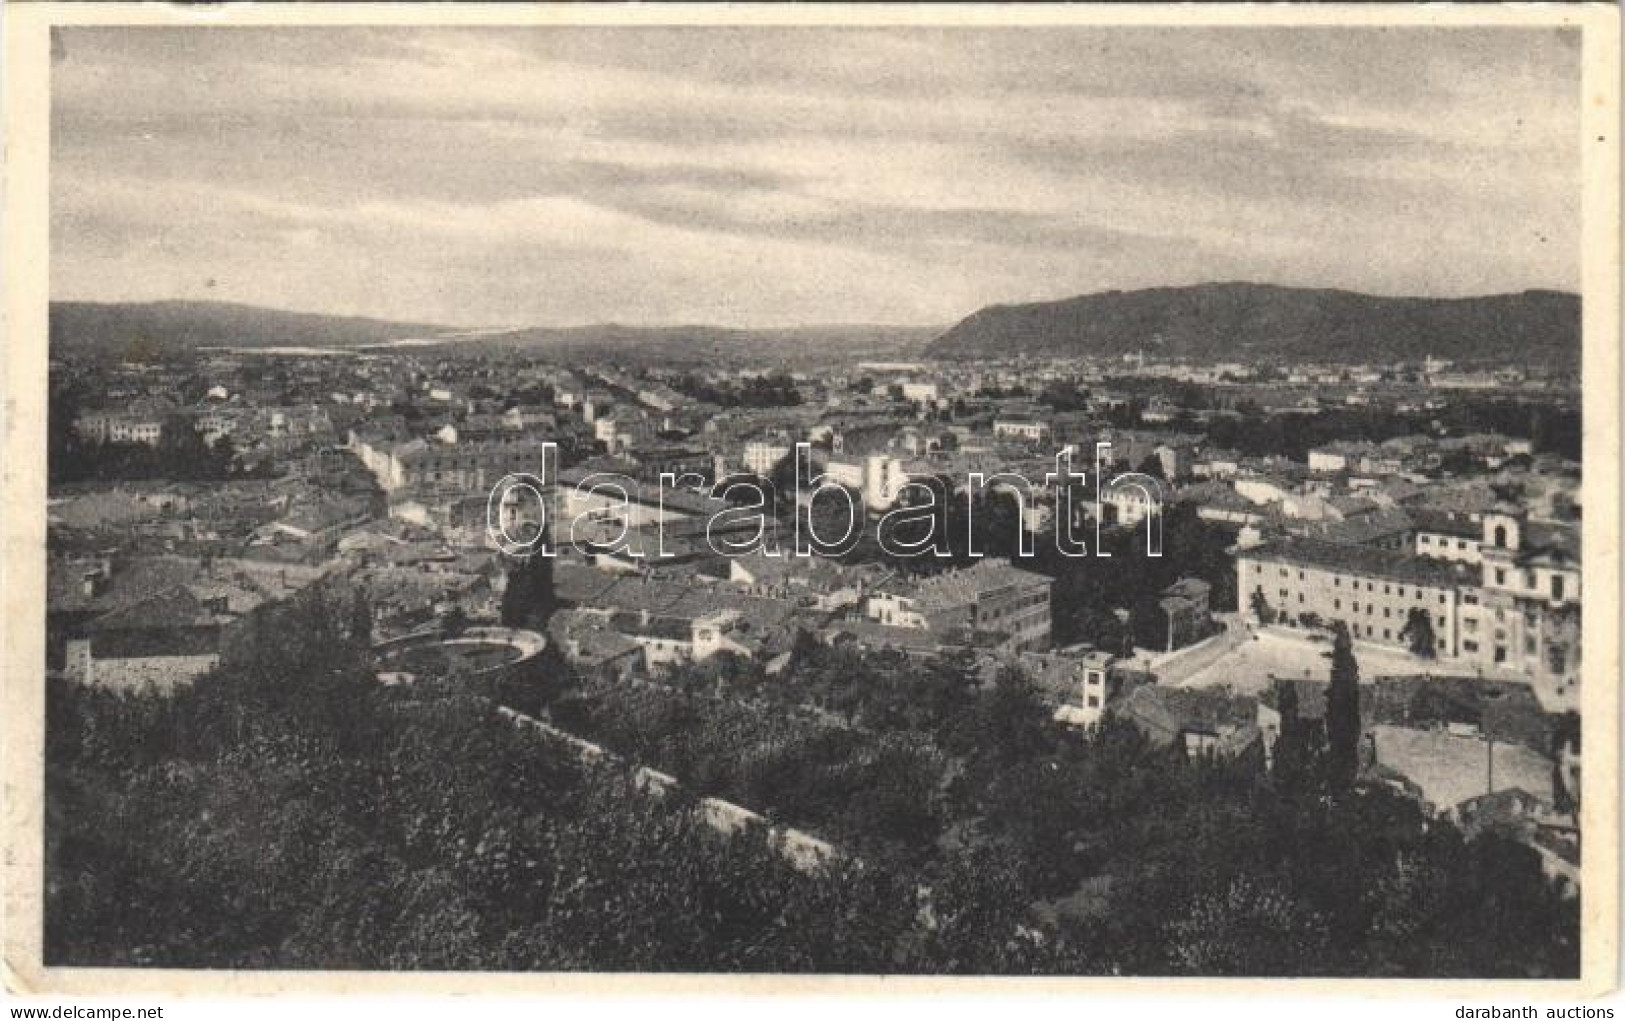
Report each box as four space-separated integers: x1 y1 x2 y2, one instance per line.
3 1 1619 1001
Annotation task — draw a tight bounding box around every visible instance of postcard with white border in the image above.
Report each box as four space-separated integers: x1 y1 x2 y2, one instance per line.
3 1 1619 999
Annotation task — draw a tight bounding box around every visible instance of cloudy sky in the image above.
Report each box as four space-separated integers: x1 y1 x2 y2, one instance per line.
52 25 1580 327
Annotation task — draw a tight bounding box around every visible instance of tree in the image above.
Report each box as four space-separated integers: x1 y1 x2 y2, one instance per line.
1270 679 1302 786
1399 607 1437 659
1167 876 1332 975
974 489 1025 559
1324 622 1362 790
1549 710 1580 821
955 667 1053 769
206 433 238 477
768 452 799 516
348 589 373 646
499 551 556 630
48 385 82 484
441 607 469 636
1249 589 1274 625
156 412 211 478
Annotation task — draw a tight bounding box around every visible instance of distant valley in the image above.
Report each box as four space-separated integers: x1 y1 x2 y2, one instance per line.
48 301 939 367
50 283 1580 369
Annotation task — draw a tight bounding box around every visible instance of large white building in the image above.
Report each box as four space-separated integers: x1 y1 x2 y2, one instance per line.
1237 509 1581 709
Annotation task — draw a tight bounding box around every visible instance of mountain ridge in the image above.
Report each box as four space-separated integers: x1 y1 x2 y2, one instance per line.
50 284 1581 368
926 282 1579 367
49 300 939 365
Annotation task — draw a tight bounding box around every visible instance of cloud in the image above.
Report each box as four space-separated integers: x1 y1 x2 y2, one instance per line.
50 25 1581 326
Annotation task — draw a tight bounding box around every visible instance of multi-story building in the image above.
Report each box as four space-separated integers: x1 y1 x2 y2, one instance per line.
1237 509 1581 708
1411 508 1484 565
350 434 553 496
75 410 166 446
899 381 941 404
1469 510 1581 705
1049 649 1120 728
865 558 1052 653
1307 441 1370 473
63 587 231 691
993 417 1052 444
628 445 713 485
742 440 792 478
1239 536 1466 656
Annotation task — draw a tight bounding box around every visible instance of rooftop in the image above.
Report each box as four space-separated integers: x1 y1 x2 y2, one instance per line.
1240 536 1470 589
907 558 1051 611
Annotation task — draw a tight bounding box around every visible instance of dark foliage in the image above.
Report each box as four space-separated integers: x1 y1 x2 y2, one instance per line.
1324 623 1362 790
45 591 1578 975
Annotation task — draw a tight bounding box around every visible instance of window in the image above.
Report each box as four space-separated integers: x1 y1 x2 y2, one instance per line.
1464 640 1479 653
1351 601 1359 612
1494 646 1507 664
1383 629 1391 641
1334 599 1341 610
1552 576 1565 601
1437 638 1447 650
1086 695 1100 708
1367 581 1374 592
1383 607 1391 618
1298 593 1305 603
1437 616 1446 629
1495 568 1506 585
1334 577 1341 587
1493 524 1507 548
1384 584 1391 595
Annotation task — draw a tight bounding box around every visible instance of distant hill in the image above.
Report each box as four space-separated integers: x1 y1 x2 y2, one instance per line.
49 301 939 367
50 301 451 360
416 323 941 366
925 283 1580 368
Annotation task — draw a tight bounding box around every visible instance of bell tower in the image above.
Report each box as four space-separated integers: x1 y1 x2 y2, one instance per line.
1480 508 1522 591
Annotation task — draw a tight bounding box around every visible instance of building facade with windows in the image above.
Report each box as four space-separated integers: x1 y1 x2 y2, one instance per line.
1238 536 1466 655
1236 510 1581 709
1469 511 1581 706
865 558 1052 653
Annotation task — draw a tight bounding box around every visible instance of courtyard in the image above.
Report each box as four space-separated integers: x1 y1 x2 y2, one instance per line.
1161 623 1491 695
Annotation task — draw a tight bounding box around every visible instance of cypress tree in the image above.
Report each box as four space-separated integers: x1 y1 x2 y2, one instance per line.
500 551 556 630
1325 622 1361 790
1271 678 1301 786
349 588 373 646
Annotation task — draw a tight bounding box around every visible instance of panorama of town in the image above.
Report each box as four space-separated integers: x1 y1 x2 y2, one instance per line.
46 335 1584 974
